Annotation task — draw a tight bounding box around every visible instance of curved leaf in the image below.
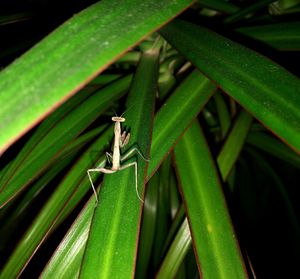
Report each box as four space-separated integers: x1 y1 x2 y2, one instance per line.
160 19 300 153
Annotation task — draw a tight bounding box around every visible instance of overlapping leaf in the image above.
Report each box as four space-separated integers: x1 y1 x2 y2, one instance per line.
160 19 300 153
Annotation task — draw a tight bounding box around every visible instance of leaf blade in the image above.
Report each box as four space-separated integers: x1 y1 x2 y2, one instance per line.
173 121 247 278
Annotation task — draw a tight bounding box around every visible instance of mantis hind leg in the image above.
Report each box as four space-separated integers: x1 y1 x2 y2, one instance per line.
87 169 100 203
119 161 144 202
87 167 117 203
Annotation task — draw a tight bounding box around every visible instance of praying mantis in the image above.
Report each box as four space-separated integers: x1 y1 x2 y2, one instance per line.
87 115 148 203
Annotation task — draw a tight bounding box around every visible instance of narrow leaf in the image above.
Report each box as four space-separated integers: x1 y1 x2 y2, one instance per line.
136 172 160 279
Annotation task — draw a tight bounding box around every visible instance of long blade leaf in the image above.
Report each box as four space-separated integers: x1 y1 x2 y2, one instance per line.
173 121 247 278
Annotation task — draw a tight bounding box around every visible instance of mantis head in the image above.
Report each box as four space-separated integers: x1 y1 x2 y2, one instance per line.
112 116 125 122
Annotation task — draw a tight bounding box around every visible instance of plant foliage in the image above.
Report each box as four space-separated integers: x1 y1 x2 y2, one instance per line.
0 0 299 278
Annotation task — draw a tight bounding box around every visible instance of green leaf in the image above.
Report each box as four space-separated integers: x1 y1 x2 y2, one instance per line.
0 0 193 154
152 158 172 268
0 79 108 188
160 19 300 153
0 127 113 278
0 127 104 238
136 172 160 279
247 131 300 168
173 121 247 278
161 205 185 257
278 0 300 9
0 76 132 209
156 218 191 278
40 196 96 279
269 1 300 15
213 92 231 139
236 22 300 50
147 70 217 177
79 50 158 278
217 110 253 181
41 68 217 278
0 154 76 245
159 110 252 275
0 83 90 187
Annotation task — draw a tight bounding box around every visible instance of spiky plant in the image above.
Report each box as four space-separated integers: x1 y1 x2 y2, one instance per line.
0 0 299 278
